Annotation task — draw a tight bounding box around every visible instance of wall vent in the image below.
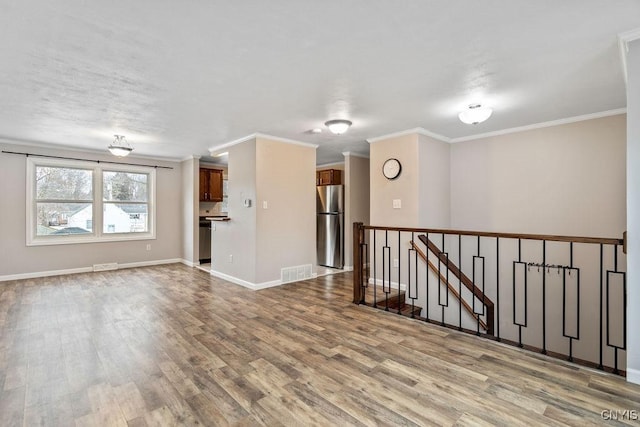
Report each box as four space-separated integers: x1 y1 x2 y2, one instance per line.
93 263 118 272
281 264 313 284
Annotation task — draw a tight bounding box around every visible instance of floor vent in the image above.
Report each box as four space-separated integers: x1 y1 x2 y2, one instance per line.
281 264 313 284
93 263 118 272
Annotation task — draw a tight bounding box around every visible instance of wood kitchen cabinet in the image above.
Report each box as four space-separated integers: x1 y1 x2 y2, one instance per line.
199 168 224 201
316 169 342 186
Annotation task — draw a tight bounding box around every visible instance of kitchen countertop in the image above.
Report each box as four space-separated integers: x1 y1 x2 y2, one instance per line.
204 216 230 221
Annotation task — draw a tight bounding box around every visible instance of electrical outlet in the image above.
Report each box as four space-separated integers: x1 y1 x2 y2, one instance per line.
229 254 233 263
146 244 151 251
263 201 268 209
393 199 402 209
393 258 399 268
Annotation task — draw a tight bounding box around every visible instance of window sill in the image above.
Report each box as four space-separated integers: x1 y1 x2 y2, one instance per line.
27 233 156 246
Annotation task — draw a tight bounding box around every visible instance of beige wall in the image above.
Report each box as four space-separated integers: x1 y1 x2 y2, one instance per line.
343 154 370 268
0 142 182 278
418 134 451 228
370 134 421 227
211 140 257 283
370 133 451 228
181 157 199 265
367 117 627 369
212 137 316 285
450 114 626 237
369 132 450 299
256 137 316 282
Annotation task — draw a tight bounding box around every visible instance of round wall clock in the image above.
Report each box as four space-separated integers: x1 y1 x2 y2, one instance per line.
382 158 402 180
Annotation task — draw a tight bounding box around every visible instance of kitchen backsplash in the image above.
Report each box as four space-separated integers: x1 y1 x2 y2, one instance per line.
199 201 226 216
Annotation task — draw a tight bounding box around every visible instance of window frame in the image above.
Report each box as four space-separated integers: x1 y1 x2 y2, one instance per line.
26 157 156 246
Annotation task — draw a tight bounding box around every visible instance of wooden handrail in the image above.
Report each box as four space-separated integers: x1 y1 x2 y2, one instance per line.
418 235 495 335
410 241 488 331
363 225 623 246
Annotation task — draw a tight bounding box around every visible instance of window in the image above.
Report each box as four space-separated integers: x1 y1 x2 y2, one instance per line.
102 171 149 234
27 158 155 245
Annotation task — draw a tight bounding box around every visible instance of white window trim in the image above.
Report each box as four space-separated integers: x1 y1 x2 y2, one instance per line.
26 157 156 246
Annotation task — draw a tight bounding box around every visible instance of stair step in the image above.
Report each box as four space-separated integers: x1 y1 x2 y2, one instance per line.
399 304 423 317
363 284 404 306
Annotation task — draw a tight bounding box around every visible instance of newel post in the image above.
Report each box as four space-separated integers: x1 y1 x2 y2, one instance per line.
353 222 364 304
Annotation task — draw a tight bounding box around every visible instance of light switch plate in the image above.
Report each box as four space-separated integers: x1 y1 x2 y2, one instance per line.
393 199 401 209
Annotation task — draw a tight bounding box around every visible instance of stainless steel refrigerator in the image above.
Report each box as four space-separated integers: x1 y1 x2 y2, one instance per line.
317 185 344 268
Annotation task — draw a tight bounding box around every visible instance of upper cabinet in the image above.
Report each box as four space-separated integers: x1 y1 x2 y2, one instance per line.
316 169 342 186
199 168 224 202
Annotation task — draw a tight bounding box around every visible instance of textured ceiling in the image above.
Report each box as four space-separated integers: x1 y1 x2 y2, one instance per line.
0 1 638 164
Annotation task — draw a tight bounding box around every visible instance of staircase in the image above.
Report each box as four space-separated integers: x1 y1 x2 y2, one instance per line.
415 235 494 334
363 285 423 317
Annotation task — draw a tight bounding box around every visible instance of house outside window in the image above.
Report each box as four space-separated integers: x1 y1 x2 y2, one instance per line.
34 165 93 237
103 171 150 234
27 158 156 246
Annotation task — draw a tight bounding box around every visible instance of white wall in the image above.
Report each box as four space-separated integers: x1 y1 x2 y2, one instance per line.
626 39 640 384
343 154 370 268
451 115 626 237
0 142 182 279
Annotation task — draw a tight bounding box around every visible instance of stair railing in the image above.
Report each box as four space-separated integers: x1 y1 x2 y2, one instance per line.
352 223 627 376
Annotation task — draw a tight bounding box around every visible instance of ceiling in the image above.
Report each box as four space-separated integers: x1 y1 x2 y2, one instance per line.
0 1 638 165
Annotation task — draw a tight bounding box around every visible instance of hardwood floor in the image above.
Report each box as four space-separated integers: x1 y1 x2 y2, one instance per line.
1 264 639 426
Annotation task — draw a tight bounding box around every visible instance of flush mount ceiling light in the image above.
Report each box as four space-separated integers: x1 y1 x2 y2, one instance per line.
324 119 352 135
108 135 133 157
458 104 493 125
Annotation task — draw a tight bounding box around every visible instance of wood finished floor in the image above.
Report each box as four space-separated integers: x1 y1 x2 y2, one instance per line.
1 264 639 426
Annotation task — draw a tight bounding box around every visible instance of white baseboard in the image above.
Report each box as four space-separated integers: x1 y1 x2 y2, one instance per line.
119 258 182 269
0 267 93 282
0 258 183 282
343 265 354 271
181 259 197 267
368 277 407 291
209 269 284 290
627 368 640 385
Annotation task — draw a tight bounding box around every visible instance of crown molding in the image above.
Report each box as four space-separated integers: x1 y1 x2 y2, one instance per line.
618 27 640 86
316 161 345 168
342 151 370 159
449 108 627 143
254 133 319 148
365 107 626 147
366 127 451 144
209 132 318 155
0 137 182 163
208 134 257 153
